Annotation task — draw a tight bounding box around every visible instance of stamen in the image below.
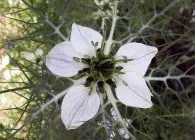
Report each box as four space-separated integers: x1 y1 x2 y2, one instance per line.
85 77 94 87
116 66 123 70
97 81 104 93
73 57 80 63
96 48 101 53
78 68 90 74
96 48 102 57
83 68 90 72
116 57 133 63
81 58 91 64
106 79 116 88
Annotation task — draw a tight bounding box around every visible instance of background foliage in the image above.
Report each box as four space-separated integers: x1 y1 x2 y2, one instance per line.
0 0 195 139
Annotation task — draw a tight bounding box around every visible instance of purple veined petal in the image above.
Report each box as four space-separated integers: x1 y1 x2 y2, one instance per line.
61 85 100 129
70 23 103 57
115 72 153 108
46 41 86 77
116 42 158 76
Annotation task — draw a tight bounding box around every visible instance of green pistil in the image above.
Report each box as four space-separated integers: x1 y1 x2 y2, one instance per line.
75 48 129 81
73 44 130 85
97 81 104 93
73 41 133 93
88 53 115 80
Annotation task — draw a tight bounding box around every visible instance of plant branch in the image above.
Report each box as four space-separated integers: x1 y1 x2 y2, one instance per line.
105 85 136 140
104 0 118 55
45 16 67 41
124 0 179 43
8 89 68 138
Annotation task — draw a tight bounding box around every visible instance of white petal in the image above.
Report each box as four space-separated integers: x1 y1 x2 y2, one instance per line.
70 23 103 57
46 41 85 77
115 72 153 108
71 76 87 85
61 85 100 129
116 43 158 76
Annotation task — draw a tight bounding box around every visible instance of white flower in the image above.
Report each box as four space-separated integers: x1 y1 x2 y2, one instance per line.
46 23 158 130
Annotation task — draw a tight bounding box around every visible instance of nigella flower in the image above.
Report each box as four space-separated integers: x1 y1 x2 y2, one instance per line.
46 23 158 129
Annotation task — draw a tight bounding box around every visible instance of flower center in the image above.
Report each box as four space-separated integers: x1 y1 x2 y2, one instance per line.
80 48 117 81
91 54 115 79
72 44 128 93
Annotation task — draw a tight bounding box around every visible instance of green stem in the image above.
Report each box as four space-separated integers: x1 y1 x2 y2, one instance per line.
105 84 136 140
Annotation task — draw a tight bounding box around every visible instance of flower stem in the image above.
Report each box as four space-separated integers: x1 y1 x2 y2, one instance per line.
105 85 136 140
104 0 118 55
45 16 67 41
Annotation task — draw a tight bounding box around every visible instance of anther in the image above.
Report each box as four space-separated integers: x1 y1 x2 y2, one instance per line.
106 79 116 88
81 58 91 64
96 48 101 57
73 57 80 62
97 81 104 93
85 77 94 87
96 48 101 53
116 66 123 70
78 68 90 74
